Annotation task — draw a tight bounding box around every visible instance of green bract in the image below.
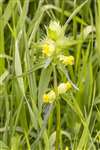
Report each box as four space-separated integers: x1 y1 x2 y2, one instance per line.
47 21 65 41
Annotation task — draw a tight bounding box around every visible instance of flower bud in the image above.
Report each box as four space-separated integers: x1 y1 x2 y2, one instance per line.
58 82 72 94
47 21 64 41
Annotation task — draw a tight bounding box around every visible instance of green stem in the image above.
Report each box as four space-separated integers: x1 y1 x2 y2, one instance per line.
55 100 61 150
0 5 5 75
52 64 62 150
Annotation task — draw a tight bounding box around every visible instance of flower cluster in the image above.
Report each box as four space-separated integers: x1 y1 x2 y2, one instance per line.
42 39 55 57
43 81 72 103
42 21 75 65
42 21 75 104
58 55 74 66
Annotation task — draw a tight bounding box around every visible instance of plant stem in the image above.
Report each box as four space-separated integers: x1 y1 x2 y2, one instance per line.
52 64 62 150
55 100 61 150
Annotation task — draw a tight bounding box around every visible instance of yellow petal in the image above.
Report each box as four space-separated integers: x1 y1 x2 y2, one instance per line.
58 55 74 65
66 82 72 90
48 90 56 103
58 82 72 94
43 94 49 103
43 90 56 103
42 44 49 55
65 146 69 150
63 56 74 65
42 39 55 57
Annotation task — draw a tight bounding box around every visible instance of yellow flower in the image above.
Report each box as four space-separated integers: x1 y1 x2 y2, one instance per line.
96 134 100 142
65 146 69 150
43 82 72 103
43 90 56 103
42 39 55 57
58 82 72 94
58 55 74 65
66 82 72 90
43 94 49 103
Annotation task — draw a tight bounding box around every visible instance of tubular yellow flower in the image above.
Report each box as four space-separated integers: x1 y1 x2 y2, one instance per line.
58 81 72 94
58 55 74 65
43 94 49 103
63 56 74 65
43 90 56 103
66 82 72 90
65 146 69 150
42 39 55 57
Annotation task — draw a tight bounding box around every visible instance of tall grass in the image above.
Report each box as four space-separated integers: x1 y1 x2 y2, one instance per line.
0 0 100 150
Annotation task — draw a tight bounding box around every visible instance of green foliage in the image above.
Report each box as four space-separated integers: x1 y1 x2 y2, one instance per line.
0 0 100 150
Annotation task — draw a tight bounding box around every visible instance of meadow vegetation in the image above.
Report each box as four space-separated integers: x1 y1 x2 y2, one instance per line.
0 0 100 149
